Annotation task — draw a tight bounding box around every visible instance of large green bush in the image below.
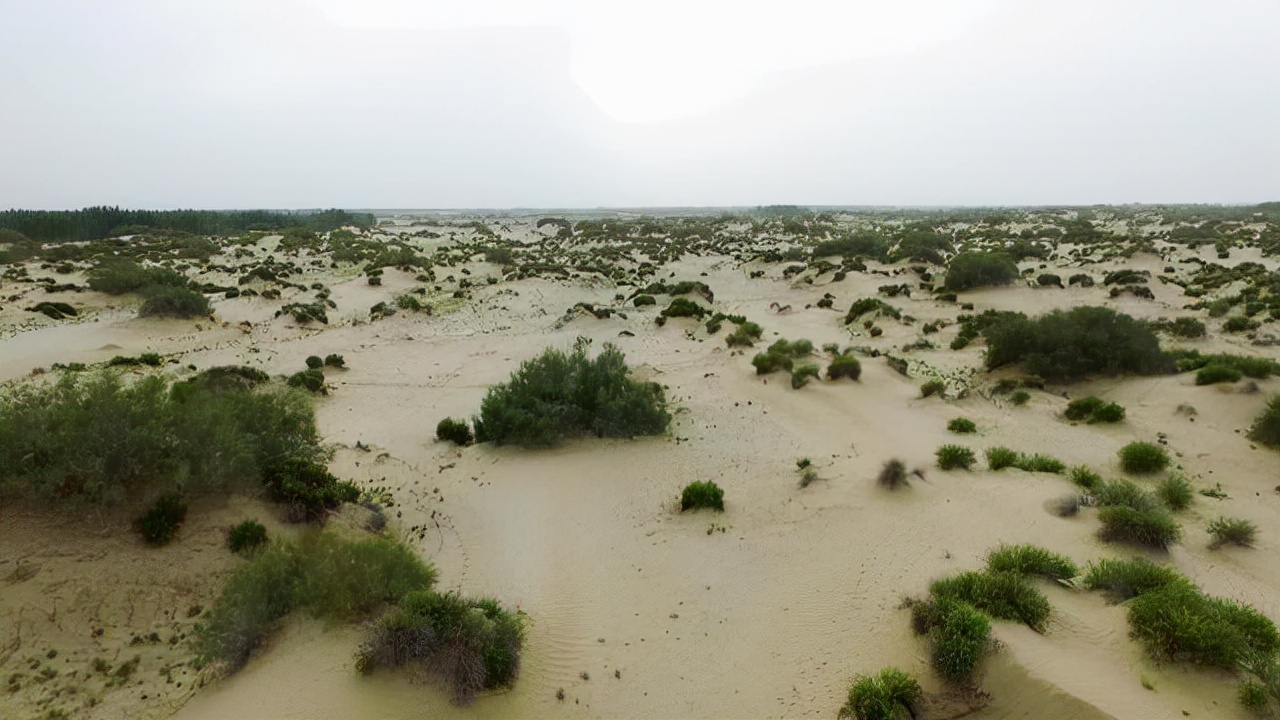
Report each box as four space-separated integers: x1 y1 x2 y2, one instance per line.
983 307 1172 381
473 342 670 447
944 252 1019 291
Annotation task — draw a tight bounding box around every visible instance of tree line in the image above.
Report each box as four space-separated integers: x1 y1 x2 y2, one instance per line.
0 206 374 243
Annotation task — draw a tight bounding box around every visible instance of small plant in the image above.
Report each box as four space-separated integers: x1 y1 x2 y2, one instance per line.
1118 441 1170 474
930 571 1051 632
1098 505 1181 549
1207 517 1257 549
1068 465 1104 492
135 493 188 546
790 363 820 389
947 417 977 434
1247 395 1280 448
1088 402 1125 423
986 544 1078 580
877 459 908 489
1195 364 1242 385
435 417 473 446
323 354 346 368
1125 580 1278 668
1064 396 1126 423
985 446 1018 470
920 380 945 398
681 481 724 512
936 445 975 471
796 458 818 488
1156 475 1194 511
305 355 324 369
1009 390 1031 406
287 368 326 394
227 519 268 554
827 353 862 381
1082 557 1182 601
840 667 922 720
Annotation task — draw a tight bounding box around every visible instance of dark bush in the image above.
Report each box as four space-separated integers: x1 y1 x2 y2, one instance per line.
827 353 862 381
920 380 945 398
139 285 210 318
936 445 976 471
660 297 708 319
1089 402 1125 423
1248 395 1280 447
1009 389 1031 406
844 297 900 324
287 368 326 394
633 294 656 308
840 667 921 720
474 342 669 447
985 446 1018 470
681 480 724 511
725 321 763 347
135 492 188 546
944 252 1019 291
1118 441 1169 474
323 354 345 368
1195 364 1242 385
1098 505 1181 549
261 459 360 522
947 417 977 434
227 519 268 554
1156 475 1194 511
983 306 1172 382
1063 396 1102 421
436 417 473 446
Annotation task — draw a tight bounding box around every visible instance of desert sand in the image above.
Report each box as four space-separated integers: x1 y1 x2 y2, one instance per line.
2 208 1278 719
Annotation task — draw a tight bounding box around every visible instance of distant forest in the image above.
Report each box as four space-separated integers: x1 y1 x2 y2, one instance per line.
0 207 375 243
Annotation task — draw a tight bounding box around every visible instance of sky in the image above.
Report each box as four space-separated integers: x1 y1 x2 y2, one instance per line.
1 0 1277 209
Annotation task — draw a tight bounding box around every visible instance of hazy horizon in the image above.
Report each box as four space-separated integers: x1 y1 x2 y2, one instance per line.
3 1 1278 210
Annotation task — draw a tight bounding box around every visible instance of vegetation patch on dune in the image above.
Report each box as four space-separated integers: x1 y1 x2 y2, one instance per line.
839 667 921 720
983 306 1172 382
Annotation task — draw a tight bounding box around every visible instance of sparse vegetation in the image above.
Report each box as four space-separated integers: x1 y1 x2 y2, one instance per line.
839 667 922 720
436 417 473 446
947 417 977 434
986 545 1077 581
1207 517 1258 549
1156 475 1194 511
827 352 862 381
134 492 188 546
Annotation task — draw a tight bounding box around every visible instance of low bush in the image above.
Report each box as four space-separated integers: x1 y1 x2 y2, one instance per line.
920 380 945 398
947 417 977 434
927 597 991 682
474 342 669 447
305 355 324 369
355 590 525 705
261 459 360 522
135 493 188 546
944 252 1019 291
1009 390 1031 406
1069 465 1104 492
681 480 724 511
1082 557 1183 601
791 363 820 389
436 417 473 446
287 368 326 394
840 667 921 720
1118 441 1170 474
139 285 210 318
1248 395 1280 448
877 459 908 489
1063 396 1103 421
227 519 268 554
1195 364 1242 385
1097 505 1181 549
985 447 1018 470
1156 475 1194 511
930 571 1051 632
660 297 708 319
936 445 975 470
725 321 763 347
986 545 1077 580
1088 402 1126 423
827 353 862 381
323 354 345 368
983 306 1172 382
844 297 901 324
1126 580 1278 668
633 294 656 308
1207 517 1258 549
753 351 792 375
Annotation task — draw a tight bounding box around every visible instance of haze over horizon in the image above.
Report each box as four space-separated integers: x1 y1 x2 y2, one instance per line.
2 1 1278 211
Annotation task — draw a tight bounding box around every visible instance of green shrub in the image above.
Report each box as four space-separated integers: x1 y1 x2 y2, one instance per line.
1063 396 1104 421
436 417 473 446
1196 364 1242 385
135 493 188 546
936 445 975 470
928 598 991 682
753 351 792 375
1126 580 1278 668
1224 316 1255 333
878 459 908 489
323 354 346 368
1118 441 1169 474
1156 475 1194 511
790 363 820 389
87 259 187 295
985 545 1077 580
287 368 326 394
305 355 324 369
827 353 862 381
920 380 945 398
1207 517 1258 549
930 571 1051 631
944 252 1019 291
983 306 1171 381
947 417 977 434
1088 402 1126 423
985 447 1018 470
1098 505 1181 549
1069 465 1104 492
475 342 669 447
660 297 708 319
1009 390 1031 406
633 294 656 308
681 480 724 511
355 590 524 705
1082 557 1183 601
1094 479 1159 512
1237 650 1280 717
1248 395 1280 448
227 519 268 554
261 459 360 522
725 321 763 347
1018 454 1065 473
139 285 210 318
1171 350 1280 379
840 667 921 720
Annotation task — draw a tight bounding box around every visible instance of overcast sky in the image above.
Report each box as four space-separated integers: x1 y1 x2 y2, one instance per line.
2 0 1277 210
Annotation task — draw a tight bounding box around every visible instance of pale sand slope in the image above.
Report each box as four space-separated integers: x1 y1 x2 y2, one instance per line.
3 226 1278 720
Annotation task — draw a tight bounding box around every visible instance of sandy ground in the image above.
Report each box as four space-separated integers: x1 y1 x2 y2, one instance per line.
2 214 1278 719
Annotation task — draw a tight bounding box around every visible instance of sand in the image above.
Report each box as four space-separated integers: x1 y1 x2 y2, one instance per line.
2 210 1278 719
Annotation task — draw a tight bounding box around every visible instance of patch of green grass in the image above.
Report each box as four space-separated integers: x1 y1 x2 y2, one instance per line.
435 417 472 446
1195 364 1242 385
680 481 724 511
1156 475 1194 511
1248 395 1280 448
920 379 945 398
986 545 1078 580
1118 441 1170 474
985 448 1065 473
839 667 922 720
227 519 268 555
1097 505 1181 549
1207 517 1258 549
926 598 991 683
1126 580 1278 668
1069 465 1104 492
947 417 977 434
930 571 1051 632
935 445 975 471
135 493 187 546
791 363 820 389
1082 557 1183 602
261 459 359 522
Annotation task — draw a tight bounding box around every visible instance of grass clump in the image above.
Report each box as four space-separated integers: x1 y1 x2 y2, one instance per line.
135 493 188 546
1126 580 1278 668
985 448 1065 473
474 341 669 448
1063 396 1125 423
681 480 725 511
944 251 1019 291
935 445 975 471
920 379 945 398
1156 475 1194 511
435 417 473 446
261 459 360 522
925 598 991 683
1195 364 1243 385
1207 517 1258 549
877 459 908 489
986 544 1078 581
1081 557 1183 602
947 417 977 434
790 363 820 389
930 571 1051 632
195 532 437 672
827 352 862 381
983 306 1171 382
752 338 814 377
1248 395 1280 448
985 447 1018 470
1069 465 1104 492
725 321 763 348
355 590 525 705
1097 505 1181 549
227 519 268 554
839 667 921 720
1118 441 1170 474
287 368 326 394
1008 389 1031 406
138 285 210 318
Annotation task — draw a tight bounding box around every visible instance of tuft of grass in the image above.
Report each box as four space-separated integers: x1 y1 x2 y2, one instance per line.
930 571 1052 632
986 545 1078 581
1195 364 1242 385
1082 557 1183 602
1207 517 1258 549
1069 465 1104 492
1248 395 1280 448
986 448 1065 473
920 380 945 398
227 519 268 555
1156 475 1194 511
877 459 908 489
135 493 187 546
1097 505 1181 549
1063 396 1104 421
1088 402 1126 423
435 417 473 446
1094 479 1159 512
936 445 975 471
1009 389 1031 406
947 417 977 434
927 597 991 683
1126 580 1279 669
1118 441 1170 474
680 481 724 512
985 447 1018 470
840 667 922 720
